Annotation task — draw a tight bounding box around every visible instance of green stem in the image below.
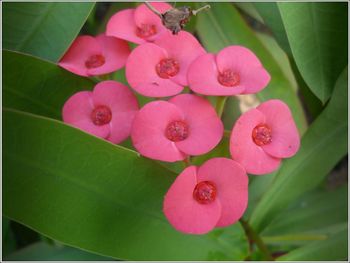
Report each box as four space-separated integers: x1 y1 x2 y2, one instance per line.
224 130 231 138
240 219 273 261
183 156 191 167
215 96 228 118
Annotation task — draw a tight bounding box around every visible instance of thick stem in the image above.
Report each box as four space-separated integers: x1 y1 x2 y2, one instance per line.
215 96 228 118
144 2 162 18
240 218 273 261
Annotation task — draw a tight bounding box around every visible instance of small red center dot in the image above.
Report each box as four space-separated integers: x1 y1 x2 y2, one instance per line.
136 24 157 39
165 120 189 142
85 54 105 69
156 58 180 79
193 181 217 204
252 124 272 146
218 70 240 87
91 105 112 126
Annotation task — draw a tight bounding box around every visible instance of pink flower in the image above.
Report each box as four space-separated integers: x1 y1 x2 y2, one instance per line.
188 46 270 96
58 34 130 77
126 31 206 97
163 158 248 234
131 94 223 162
106 2 172 44
62 81 139 143
230 99 300 175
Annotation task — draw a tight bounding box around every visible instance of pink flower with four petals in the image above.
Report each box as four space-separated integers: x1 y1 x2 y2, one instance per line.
59 34 130 77
230 99 300 175
131 94 223 162
63 81 139 144
163 158 248 234
188 46 270 96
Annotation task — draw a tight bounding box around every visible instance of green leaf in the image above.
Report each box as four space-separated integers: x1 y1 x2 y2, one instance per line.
254 3 292 55
261 186 347 245
3 2 95 62
3 108 248 260
3 50 94 119
2 218 17 256
196 2 307 134
5 242 111 261
278 228 347 261
250 67 348 233
278 3 347 103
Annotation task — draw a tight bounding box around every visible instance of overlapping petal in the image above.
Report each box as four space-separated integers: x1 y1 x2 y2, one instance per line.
230 108 281 175
155 31 206 86
87 34 130 76
197 158 248 227
257 100 300 158
131 101 186 162
58 36 102 76
126 43 183 97
62 91 110 138
169 94 223 155
163 166 222 234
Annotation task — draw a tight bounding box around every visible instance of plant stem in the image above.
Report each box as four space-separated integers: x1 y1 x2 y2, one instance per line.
145 2 162 18
183 156 191 167
240 218 273 261
192 4 211 16
215 96 228 118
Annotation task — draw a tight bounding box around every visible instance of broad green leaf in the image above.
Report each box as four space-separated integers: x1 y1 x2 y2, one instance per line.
3 50 94 119
261 186 347 245
3 2 95 62
250 67 348 233
235 3 264 23
278 228 347 261
196 2 307 134
3 108 248 260
5 242 111 261
278 3 347 103
254 3 292 55
2 218 17 257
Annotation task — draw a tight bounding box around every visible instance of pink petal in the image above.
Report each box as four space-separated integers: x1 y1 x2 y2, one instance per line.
106 9 146 44
87 34 130 76
125 43 183 97
169 94 223 156
216 46 270 94
58 36 102 77
257 100 300 158
240 67 271 94
154 31 206 86
187 53 245 96
163 166 222 234
62 91 110 138
197 158 248 227
230 108 281 175
131 101 186 162
134 2 171 41
92 81 139 144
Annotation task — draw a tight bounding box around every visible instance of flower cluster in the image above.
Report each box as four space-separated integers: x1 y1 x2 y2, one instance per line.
59 2 300 235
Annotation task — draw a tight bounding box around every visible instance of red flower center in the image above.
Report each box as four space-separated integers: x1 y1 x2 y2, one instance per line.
85 54 106 69
165 120 189 142
193 181 217 204
252 124 272 146
136 24 157 39
91 105 112 126
218 69 240 87
156 58 180 79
